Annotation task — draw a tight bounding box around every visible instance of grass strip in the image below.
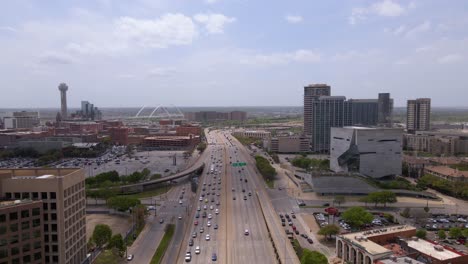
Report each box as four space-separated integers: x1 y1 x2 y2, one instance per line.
150 224 175 264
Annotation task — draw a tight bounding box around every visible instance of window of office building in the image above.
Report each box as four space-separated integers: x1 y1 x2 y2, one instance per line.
14 193 20 199
52 234 57 242
22 243 30 253
11 259 19 264
21 221 29 230
41 192 47 199
10 235 18 244
51 224 57 232
0 226 6 235
32 192 38 199
21 192 29 199
50 192 56 199
10 223 18 232
34 252 41 260
51 213 57 221
9 212 18 221
21 210 29 218
43 214 48 221
22 255 31 263
51 203 56 210
32 219 40 228
32 208 40 216
22 232 30 241
0 215 5 223
11 247 19 255
0 248 7 258
43 203 48 210
33 241 41 250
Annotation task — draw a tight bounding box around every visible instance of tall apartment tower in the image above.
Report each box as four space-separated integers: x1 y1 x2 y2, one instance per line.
303 84 331 137
0 168 87 264
407 98 431 133
58 83 68 119
378 93 393 127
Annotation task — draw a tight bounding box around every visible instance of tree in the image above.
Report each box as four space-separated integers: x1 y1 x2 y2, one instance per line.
341 207 373 229
108 234 125 256
366 191 397 207
449 227 462 239
197 142 207 152
333 195 346 206
318 224 340 240
107 196 141 212
415 229 427 239
438 230 446 240
400 208 411 218
92 224 112 248
300 249 327 264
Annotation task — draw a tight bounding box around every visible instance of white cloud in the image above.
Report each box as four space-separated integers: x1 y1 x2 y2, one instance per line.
241 49 321 66
393 25 406 36
193 13 235 34
349 0 405 25
0 26 17 33
438 54 462 64
37 51 76 65
285 15 303 24
415 45 434 53
147 67 176 77
405 20 431 37
204 0 219 4
115 14 198 48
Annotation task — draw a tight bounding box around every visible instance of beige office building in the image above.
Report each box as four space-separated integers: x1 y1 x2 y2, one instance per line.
0 168 86 264
407 98 431 133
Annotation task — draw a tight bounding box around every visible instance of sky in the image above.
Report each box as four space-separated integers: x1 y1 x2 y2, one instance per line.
0 0 467 108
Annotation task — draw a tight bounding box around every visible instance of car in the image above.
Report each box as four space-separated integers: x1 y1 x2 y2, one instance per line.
232 188 235 192
192 232 197 238
194 221 198 226
212 253 217 261
200 228 204 233
127 254 134 261
245 179 248 183
159 219 164 224
233 196 236 200
208 214 212 219
207 221 211 227
244 196 247 200
292 214 296 219
203 212 207 218
244 229 249 235
204 205 207 210
282 222 285 226
307 238 313 244
210 205 214 210
199 197 203 201
195 246 201 254
178 216 182 220
301 234 308 239
215 209 219 214
189 239 194 246
195 212 200 218
242 189 245 192
185 252 192 262
248 192 252 196
295 230 299 235
179 200 183 204
214 224 218 229
197 206 201 211
206 234 210 241
323 203 330 207
216 201 220 205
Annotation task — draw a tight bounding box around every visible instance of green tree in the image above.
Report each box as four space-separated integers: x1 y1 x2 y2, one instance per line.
415 229 427 239
341 207 373 229
449 227 462 239
92 224 112 248
438 230 446 240
400 208 411 218
108 234 125 256
300 249 327 264
318 224 340 240
197 142 207 152
107 196 141 212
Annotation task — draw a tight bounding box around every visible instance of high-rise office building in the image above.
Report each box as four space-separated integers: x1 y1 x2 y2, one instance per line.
378 93 393 127
303 84 331 138
407 98 431 133
0 168 87 264
58 83 68 120
348 99 378 126
80 101 102 121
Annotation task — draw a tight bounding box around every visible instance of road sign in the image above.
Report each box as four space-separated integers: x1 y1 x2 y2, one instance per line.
231 162 247 167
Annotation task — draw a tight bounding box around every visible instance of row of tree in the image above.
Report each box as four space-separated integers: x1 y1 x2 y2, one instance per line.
254 155 276 182
417 174 468 200
89 224 125 256
85 168 153 188
359 191 397 207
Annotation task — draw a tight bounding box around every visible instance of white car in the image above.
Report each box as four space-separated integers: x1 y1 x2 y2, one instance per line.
179 200 183 204
244 229 249 235
203 205 207 210
127 254 134 261
210 205 214 210
215 209 219 215
185 252 191 262
197 206 201 211
207 221 211 227
199 197 203 201
195 246 201 254
205 234 210 241
208 214 212 219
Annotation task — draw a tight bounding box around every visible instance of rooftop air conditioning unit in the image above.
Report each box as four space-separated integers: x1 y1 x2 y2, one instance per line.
434 245 444 251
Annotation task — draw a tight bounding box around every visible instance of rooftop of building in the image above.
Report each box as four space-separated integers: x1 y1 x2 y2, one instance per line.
343 126 403 131
0 199 41 209
144 135 198 140
304 83 330 87
0 168 82 180
377 256 425 264
425 165 468 178
339 225 416 256
72 143 100 148
406 238 463 260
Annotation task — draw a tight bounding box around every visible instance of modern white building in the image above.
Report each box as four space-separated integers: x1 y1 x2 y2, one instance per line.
1 111 40 129
330 126 403 179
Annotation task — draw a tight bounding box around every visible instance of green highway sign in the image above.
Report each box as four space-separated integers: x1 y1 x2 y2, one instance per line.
232 162 247 167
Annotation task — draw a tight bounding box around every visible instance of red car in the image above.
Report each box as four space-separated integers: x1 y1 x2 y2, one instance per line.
194 221 198 226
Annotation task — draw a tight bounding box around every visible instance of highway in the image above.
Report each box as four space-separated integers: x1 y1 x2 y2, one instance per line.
175 129 298 264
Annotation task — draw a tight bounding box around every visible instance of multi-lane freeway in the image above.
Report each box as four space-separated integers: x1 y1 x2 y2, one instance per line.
175 130 298 264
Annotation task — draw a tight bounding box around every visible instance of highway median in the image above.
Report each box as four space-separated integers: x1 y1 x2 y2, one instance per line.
150 224 175 264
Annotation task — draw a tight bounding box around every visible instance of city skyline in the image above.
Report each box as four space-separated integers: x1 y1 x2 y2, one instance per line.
0 1 467 108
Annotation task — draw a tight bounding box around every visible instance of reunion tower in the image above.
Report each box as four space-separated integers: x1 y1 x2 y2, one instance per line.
58 83 69 119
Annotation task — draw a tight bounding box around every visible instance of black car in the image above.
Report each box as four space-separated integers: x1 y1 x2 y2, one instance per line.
189 239 194 246
243 196 247 200
307 238 313 244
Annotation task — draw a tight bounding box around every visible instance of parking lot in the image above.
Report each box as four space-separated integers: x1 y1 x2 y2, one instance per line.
57 148 192 177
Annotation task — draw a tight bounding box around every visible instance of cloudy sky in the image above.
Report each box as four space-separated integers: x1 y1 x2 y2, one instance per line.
0 0 467 108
